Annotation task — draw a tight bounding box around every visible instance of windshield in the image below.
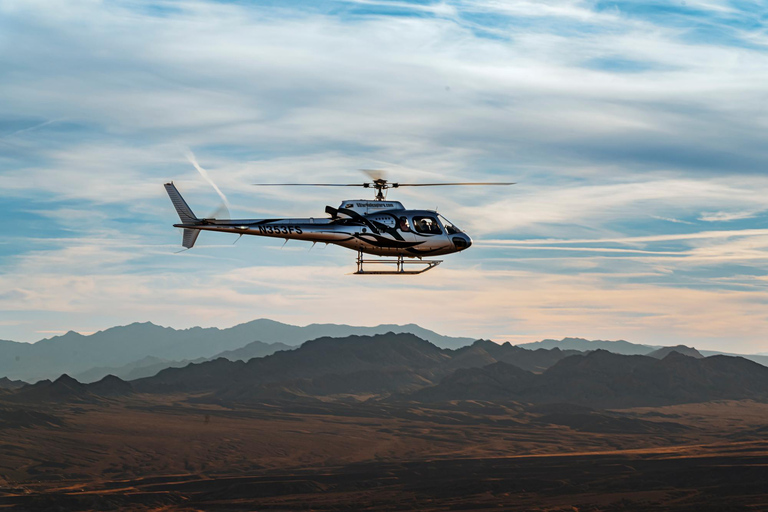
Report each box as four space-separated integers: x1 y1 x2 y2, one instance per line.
438 214 462 235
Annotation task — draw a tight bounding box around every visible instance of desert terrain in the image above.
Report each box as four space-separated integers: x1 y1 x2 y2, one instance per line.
1 395 768 511
2 333 768 510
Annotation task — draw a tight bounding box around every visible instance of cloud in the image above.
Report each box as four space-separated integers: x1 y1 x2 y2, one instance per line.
482 228 768 246
649 215 694 224
699 210 761 222
458 177 768 236
1 0 768 352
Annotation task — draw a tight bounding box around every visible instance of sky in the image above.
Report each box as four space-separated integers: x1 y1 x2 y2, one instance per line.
1 0 768 353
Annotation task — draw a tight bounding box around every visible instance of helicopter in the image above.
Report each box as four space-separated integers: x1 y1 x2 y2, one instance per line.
164 171 514 274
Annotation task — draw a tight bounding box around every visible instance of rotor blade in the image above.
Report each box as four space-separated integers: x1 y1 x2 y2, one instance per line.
360 169 388 182
394 182 516 187
252 183 367 186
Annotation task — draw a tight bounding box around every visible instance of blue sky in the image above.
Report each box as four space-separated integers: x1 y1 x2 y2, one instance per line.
2 0 768 352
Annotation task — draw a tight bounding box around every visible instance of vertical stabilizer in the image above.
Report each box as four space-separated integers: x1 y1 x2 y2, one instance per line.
165 182 201 249
164 182 198 224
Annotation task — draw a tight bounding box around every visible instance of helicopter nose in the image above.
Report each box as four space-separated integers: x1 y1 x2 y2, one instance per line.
452 234 472 251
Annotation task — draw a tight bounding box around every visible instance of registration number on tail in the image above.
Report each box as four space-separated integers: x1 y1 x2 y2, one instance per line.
258 225 303 235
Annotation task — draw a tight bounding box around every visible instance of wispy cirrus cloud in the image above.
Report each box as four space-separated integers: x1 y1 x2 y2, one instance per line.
1 0 768 351
699 210 762 222
482 228 768 246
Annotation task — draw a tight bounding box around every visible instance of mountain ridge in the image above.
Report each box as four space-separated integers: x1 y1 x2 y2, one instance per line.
0 320 476 382
131 334 577 400
4 334 768 410
125 334 768 409
410 349 768 408
4 322 768 384
516 337 659 355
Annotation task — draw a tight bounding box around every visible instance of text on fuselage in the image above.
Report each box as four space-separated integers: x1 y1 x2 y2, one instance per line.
258 225 304 235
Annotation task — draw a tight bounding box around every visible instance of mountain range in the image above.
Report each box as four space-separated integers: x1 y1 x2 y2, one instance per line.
2 319 767 384
648 345 703 359
122 334 767 408
2 374 133 404
518 337 768 366
72 340 296 383
130 335 579 399
3 333 767 410
0 320 475 382
411 349 768 408
517 337 658 355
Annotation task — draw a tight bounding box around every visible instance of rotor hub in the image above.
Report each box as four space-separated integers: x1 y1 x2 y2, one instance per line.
367 178 399 200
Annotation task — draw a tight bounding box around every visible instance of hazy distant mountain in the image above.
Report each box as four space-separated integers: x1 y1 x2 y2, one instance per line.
209 340 294 362
74 356 205 383
517 338 768 368
699 350 768 367
365 333 768 371
0 320 476 382
75 356 166 383
648 345 703 359
411 350 768 408
516 337 659 355
74 342 295 383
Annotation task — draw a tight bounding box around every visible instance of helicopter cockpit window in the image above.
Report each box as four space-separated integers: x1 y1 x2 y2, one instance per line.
399 216 410 232
413 216 442 235
437 214 462 235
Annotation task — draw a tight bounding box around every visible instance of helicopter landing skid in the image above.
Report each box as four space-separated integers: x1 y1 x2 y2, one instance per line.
354 252 442 275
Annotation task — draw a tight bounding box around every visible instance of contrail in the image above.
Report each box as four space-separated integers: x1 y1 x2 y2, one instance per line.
183 148 231 211
3 119 59 138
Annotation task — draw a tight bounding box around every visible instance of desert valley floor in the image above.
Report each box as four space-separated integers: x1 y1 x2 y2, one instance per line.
1 396 768 511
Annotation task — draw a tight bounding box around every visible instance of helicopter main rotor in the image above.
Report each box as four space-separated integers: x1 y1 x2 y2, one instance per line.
253 170 515 201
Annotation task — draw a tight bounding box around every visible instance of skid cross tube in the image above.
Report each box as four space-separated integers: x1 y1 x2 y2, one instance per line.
354 251 442 275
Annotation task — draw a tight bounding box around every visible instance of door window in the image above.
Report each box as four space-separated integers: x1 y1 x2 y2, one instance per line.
413 216 442 235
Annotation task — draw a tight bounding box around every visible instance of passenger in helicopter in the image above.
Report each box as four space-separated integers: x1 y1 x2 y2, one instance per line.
413 216 442 235
399 216 410 232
